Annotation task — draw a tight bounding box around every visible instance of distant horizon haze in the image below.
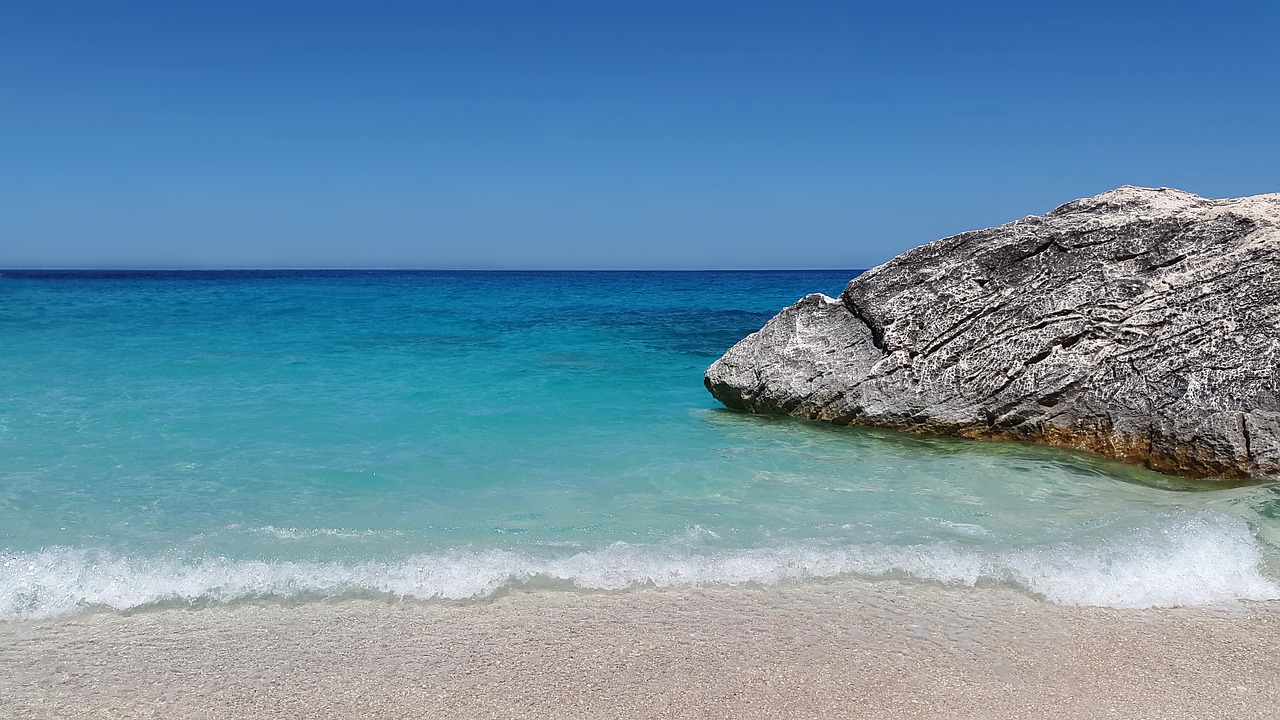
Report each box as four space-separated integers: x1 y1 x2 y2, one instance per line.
0 266 869 274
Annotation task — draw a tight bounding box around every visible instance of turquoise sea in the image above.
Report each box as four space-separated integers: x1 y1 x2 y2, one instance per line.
2 270 1278 620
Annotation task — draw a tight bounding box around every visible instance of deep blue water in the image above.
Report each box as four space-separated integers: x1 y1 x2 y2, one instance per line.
1 270 1277 619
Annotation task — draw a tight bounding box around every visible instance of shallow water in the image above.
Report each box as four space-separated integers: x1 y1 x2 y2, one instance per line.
2 270 1277 619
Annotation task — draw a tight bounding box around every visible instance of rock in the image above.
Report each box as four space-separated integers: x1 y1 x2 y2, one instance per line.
705 186 1280 481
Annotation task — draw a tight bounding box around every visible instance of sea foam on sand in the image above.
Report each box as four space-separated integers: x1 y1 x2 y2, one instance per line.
3 511 1276 620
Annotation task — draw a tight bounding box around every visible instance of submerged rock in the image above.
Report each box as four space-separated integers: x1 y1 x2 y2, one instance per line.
705 186 1280 481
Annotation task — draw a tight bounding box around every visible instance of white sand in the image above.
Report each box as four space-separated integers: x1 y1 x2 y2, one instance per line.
2 579 1277 719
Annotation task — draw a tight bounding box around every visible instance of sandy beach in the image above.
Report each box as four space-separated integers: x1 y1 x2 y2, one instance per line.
3 579 1277 719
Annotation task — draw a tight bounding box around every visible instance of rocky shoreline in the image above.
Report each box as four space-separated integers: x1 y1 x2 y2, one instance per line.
706 187 1280 482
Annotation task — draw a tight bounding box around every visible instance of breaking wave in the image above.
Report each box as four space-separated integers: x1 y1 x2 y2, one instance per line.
3 512 1275 620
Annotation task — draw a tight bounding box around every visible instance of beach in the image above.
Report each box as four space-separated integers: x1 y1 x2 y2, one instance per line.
4 579 1277 719
4 271 1278 718
8 0 1279 715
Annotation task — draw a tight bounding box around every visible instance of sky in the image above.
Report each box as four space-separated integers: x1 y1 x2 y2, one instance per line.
2 0 1277 269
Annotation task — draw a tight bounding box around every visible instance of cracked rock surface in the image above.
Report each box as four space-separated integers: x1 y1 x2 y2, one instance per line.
705 186 1280 481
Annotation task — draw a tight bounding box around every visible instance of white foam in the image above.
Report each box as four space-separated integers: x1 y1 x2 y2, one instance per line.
2 512 1276 620
930 519 992 538
245 526 398 540
1001 513 1280 608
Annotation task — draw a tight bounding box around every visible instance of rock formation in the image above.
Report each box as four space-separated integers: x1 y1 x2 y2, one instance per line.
705 187 1280 481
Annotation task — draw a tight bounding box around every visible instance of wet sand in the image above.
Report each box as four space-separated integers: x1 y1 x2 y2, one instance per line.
2 579 1277 719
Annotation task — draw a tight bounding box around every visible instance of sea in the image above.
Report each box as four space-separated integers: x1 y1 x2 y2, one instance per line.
2 269 1278 621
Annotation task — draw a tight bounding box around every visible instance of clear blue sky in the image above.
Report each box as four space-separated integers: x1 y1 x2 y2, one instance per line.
3 1 1277 269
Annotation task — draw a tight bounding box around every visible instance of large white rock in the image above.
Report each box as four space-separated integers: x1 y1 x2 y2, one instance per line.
706 187 1280 481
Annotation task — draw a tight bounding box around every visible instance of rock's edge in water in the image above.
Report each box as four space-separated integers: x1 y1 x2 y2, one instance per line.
705 186 1280 482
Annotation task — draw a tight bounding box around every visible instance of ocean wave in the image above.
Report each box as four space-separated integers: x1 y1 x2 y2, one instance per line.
235 525 403 540
2 512 1275 620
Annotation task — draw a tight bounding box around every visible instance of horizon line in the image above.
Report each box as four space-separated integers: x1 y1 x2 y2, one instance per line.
0 266 868 273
